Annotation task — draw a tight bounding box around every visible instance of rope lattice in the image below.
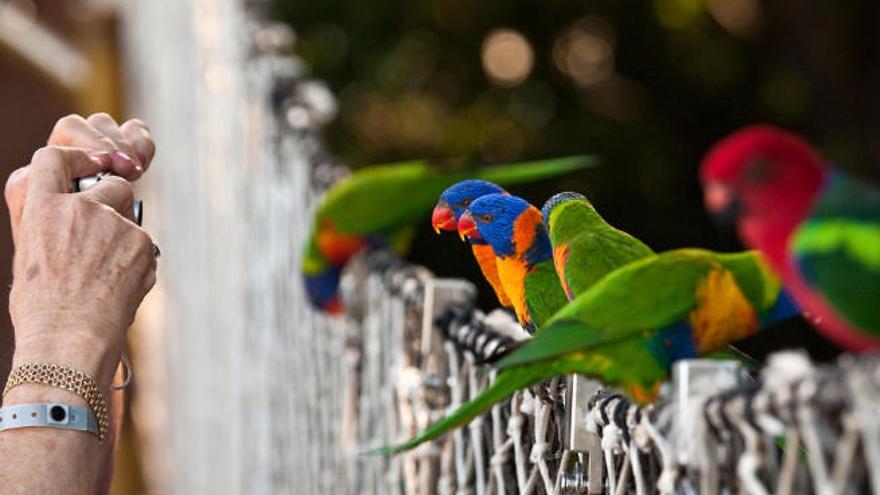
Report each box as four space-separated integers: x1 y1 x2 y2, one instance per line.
340 252 880 495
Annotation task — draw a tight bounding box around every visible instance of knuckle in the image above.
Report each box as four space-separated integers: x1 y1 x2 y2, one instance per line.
87 112 115 124
130 228 155 256
126 118 150 130
105 176 134 200
52 114 86 132
96 136 116 149
4 167 27 201
72 193 98 212
30 145 64 165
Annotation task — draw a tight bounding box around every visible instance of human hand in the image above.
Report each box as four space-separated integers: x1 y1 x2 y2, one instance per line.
4 116 157 391
5 113 155 244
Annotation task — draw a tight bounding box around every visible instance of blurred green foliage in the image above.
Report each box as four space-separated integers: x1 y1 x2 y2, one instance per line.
273 0 880 311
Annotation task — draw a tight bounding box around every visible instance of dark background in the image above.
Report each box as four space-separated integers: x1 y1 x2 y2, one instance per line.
272 0 879 358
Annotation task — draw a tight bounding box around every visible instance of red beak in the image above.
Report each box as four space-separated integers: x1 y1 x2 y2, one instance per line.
457 212 480 241
431 203 456 234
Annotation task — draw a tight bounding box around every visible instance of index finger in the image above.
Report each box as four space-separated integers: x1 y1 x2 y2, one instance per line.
27 146 112 194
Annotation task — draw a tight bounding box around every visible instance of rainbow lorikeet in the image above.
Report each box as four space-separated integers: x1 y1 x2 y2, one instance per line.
541 192 655 299
302 156 596 313
432 180 513 308
700 125 880 350
378 248 800 454
456 193 569 332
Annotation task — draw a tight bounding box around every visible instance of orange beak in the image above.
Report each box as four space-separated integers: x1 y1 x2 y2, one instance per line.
431 203 456 234
457 212 480 241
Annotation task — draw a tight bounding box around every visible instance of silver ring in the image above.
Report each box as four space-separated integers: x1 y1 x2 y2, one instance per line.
152 243 161 258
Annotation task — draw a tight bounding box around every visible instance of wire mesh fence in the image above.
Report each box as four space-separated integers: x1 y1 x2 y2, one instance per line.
339 251 880 495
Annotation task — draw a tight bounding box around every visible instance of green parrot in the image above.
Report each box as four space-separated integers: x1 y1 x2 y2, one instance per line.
302 156 596 313
456 192 655 332
541 192 655 299
377 248 801 454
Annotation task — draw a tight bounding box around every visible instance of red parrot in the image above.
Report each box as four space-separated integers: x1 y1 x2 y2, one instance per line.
700 125 880 350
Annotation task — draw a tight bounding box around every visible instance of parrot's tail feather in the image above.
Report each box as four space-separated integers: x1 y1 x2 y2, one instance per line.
369 364 550 456
472 155 599 186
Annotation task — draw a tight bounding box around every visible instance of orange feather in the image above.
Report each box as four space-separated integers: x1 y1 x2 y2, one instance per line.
316 220 367 266
471 243 513 307
497 257 530 326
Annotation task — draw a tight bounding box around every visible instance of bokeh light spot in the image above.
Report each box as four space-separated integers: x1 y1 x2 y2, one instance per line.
0 0 37 33
707 0 762 37
553 17 615 88
481 29 534 88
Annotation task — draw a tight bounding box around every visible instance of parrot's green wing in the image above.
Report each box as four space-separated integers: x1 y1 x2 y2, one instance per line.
791 171 880 335
498 249 781 368
378 249 781 455
543 194 654 298
319 156 598 236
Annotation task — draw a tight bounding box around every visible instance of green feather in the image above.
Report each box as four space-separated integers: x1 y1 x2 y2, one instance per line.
793 220 880 269
793 222 880 334
498 249 779 368
545 195 654 298
523 258 570 330
790 169 880 336
302 155 597 274
380 249 780 455
376 343 665 455
317 156 598 236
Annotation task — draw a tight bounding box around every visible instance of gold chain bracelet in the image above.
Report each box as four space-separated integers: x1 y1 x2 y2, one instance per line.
2 363 108 442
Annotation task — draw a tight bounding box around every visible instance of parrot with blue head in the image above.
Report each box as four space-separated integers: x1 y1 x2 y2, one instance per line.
302 156 596 314
457 193 569 332
432 180 512 308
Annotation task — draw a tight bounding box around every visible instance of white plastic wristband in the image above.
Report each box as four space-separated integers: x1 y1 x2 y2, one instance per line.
0 403 100 438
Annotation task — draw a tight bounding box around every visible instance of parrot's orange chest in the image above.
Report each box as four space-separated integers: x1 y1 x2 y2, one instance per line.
471 243 512 307
496 207 547 326
497 257 530 326
316 220 366 266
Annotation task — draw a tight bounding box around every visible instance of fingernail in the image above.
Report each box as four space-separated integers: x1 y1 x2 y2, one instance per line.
134 165 144 174
87 150 111 165
111 151 133 166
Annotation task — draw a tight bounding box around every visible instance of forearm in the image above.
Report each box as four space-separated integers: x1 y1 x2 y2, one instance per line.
0 330 121 493
0 114 157 494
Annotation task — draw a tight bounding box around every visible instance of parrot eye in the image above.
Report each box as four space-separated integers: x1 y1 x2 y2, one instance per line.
479 213 494 223
743 158 774 185
461 199 471 207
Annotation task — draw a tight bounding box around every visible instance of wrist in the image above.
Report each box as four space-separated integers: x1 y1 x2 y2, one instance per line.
11 330 122 392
